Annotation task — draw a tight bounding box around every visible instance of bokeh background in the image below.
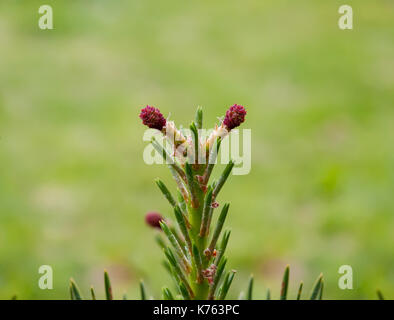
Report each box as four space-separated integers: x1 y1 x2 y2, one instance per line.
0 0 393 299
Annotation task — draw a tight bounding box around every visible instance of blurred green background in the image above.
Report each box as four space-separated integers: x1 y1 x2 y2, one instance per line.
0 0 393 299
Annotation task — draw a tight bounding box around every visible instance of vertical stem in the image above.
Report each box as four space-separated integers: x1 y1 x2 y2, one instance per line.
187 170 209 299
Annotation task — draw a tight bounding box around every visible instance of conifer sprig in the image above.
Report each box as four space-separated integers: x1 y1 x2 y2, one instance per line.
141 105 247 299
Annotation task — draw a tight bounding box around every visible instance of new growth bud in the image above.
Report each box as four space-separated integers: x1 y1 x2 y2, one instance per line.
139 105 166 130
223 104 246 130
145 212 164 229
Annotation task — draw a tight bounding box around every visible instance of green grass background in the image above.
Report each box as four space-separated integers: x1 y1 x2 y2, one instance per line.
0 0 393 299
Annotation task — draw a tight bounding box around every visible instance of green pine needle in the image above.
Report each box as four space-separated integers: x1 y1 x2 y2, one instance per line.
174 205 192 253
377 290 384 300
212 160 234 199
195 106 203 129
164 247 194 298
177 190 187 215
310 273 323 300
155 178 177 207
280 265 290 300
192 243 204 283
208 258 227 300
199 186 214 237
266 288 271 300
296 281 303 300
185 162 199 207
104 270 113 300
203 137 222 184
152 137 186 181
190 122 200 164
90 286 96 300
218 270 236 300
162 287 175 300
319 280 324 300
208 203 230 253
160 221 191 273
179 282 192 300
70 279 82 300
140 280 147 300
215 229 231 266
247 275 254 300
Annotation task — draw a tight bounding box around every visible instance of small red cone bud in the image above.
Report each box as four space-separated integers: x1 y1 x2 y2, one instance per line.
139 105 166 130
145 211 164 229
223 104 246 130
